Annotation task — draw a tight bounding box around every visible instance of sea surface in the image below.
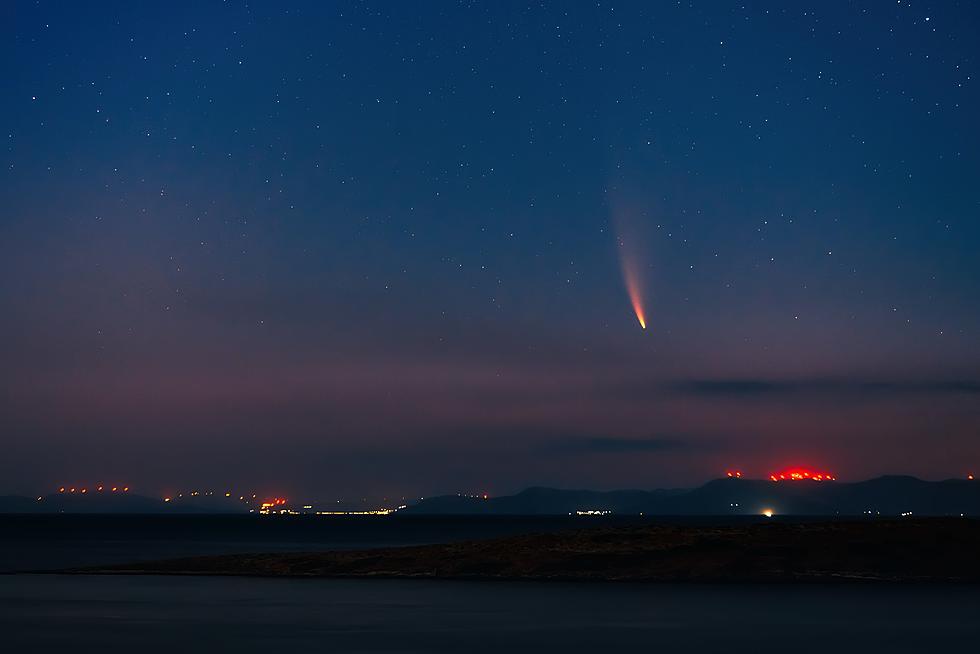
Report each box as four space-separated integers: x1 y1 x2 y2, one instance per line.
3 516 979 652
3 576 979 653
0 514 659 572
0 513 791 573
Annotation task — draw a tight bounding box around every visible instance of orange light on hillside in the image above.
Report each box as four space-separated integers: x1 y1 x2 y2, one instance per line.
769 467 836 482
725 470 743 479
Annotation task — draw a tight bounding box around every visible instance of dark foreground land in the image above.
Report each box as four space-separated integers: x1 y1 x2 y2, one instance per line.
77 518 980 582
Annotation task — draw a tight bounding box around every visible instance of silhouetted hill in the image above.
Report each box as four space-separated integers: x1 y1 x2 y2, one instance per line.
0 496 41 513
83 519 980 582
404 477 980 516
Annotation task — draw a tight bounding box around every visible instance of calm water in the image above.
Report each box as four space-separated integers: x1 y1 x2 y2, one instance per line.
0 514 598 572
3 516 978 652
2 575 978 653
0 514 784 572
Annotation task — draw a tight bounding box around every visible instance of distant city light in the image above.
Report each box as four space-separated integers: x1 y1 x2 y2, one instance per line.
725 470 743 478
258 497 291 514
313 506 406 516
762 508 774 517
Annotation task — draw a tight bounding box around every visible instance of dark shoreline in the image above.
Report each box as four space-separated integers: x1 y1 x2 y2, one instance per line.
62 518 980 583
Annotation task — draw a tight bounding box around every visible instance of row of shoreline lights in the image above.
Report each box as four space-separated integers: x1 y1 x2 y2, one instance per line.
58 470 976 501
165 492 259 502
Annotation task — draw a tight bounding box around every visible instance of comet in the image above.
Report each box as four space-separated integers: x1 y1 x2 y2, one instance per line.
613 211 647 329
610 196 651 329
621 255 647 329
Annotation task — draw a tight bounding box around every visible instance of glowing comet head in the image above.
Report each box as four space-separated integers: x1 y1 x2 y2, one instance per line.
619 248 648 330
611 200 652 329
631 296 646 329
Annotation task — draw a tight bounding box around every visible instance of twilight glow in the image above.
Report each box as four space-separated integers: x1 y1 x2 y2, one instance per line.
0 2 978 498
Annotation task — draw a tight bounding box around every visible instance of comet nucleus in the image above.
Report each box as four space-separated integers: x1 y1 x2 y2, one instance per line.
621 255 647 329
612 204 650 330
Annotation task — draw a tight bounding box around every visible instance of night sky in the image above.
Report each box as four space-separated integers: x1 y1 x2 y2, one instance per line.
2 1 978 499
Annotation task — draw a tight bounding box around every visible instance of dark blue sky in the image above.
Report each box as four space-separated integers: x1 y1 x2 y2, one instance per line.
1 1 978 498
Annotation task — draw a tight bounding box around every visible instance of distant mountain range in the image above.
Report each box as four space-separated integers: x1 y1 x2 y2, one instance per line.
2 476 978 515
403 476 980 517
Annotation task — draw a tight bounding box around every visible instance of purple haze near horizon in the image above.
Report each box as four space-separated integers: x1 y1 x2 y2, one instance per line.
1 1 978 497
